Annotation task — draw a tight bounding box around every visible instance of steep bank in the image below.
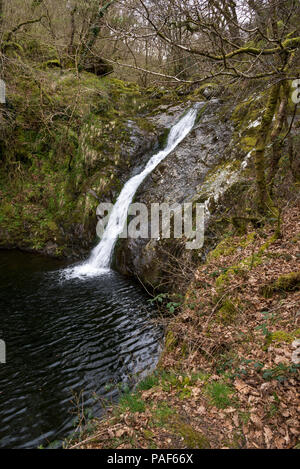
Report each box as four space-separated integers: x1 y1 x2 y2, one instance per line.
66 204 300 450
62 82 300 450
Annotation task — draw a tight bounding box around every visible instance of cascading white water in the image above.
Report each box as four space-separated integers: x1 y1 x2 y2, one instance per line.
65 106 198 279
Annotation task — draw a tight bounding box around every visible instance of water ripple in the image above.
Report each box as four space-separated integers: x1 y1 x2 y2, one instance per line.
0 251 162 448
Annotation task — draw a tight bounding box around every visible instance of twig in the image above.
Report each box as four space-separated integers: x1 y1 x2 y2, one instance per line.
68 430 106 449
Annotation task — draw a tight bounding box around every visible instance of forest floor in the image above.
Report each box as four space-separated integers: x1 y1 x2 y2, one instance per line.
66 203 300 450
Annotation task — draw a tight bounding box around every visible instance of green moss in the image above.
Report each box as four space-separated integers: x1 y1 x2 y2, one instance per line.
180 341 188 358
231 97 262 131
172 419 210 449
266 330 294 346
165 331 177 351
1 203 15 217
158 128 170 148
47 221 59 233
192 83 219 97
1 57 165 256
136 374 160 391
135 117 156 133
261 271 300 298
41 59 61 69
208 237 236 259
195 102 209 123
240 135 256 152
206 160 241 184
155 405 211 447
232 99 253 124
217 298 239 325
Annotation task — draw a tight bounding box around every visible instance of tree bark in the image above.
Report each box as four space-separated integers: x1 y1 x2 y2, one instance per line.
79 0 114 68
68 5 77 56
0 0 4 33
253 83 281 212
267 81 289 192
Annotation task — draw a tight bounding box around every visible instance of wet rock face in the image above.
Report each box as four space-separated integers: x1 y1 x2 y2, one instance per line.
138 101 232 205
113 101 235 286
62 119 160 259
119 120 159 182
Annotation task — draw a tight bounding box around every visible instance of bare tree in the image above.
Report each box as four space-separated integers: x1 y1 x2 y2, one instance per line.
112 0 300 211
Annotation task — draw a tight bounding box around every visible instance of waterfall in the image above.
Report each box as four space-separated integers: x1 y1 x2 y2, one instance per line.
65 106 198 279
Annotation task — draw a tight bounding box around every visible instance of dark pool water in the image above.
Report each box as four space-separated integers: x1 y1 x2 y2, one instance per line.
0 251 162 449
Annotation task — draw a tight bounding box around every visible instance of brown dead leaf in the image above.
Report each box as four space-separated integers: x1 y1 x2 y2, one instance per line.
264 427 273 448
250 414 263 429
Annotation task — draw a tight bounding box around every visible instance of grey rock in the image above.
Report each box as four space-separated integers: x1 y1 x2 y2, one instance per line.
113 100 242 287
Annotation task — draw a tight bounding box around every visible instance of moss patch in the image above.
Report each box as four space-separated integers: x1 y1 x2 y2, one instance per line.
171 417 210 449
265 330 297 346
217 298 240 325
261 272 300 298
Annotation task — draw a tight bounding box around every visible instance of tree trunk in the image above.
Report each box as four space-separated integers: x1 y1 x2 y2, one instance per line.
79 0 114 69
253 83 281 212
0 0 4 82
68 5 77 56
0 0 3 32
267 81 289 192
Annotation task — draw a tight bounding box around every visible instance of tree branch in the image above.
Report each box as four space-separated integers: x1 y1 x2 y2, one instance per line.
5 16 46 43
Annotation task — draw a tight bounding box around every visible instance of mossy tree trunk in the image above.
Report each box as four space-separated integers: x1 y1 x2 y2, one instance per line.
0 0 3 36
267 81 290 193
254 50 297 207
253 83 281 212
0 0 4 81
79 0 114 69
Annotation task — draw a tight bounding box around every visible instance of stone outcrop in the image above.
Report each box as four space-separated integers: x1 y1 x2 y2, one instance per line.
113 100 249 288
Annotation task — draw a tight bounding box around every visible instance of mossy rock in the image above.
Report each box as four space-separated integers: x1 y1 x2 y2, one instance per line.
41 59 61 69
261 271 300 298
171 417 210 449
217 298 239 325
208 237 236 260
266 330 295 346
231 96 262 131
1 59 163 257
209 232 256 260
240 136 256 152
